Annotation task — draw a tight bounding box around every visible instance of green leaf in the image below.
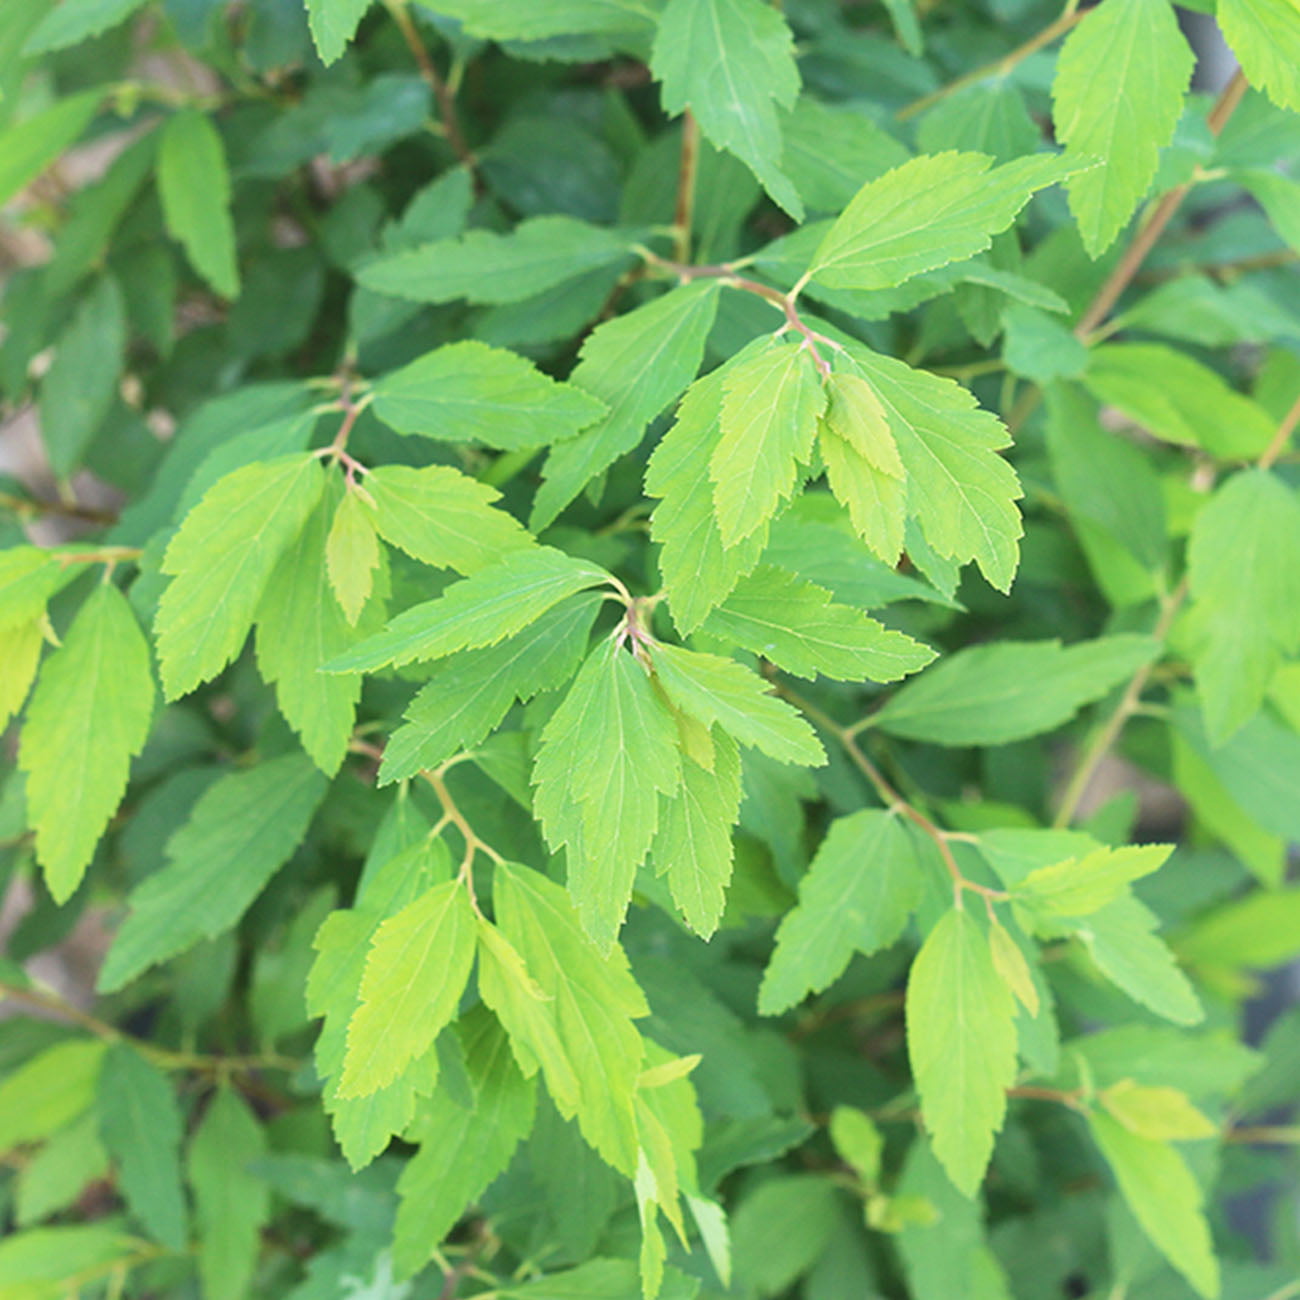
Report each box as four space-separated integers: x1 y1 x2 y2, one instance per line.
0 549 69 628
187 1089 270 1300
1013 844 1173 920
731 1175 839 1294
327 547 610 673
477 864 647 1172
1177 888 1300 971
325 486 381 624
1237 169 1300 257
711 340 826 545
15 1113 109 1227
364 463 534 575
419 0 660 40
339 880 476 1097
906 907 1018 1196
651 0 803 216
18 584 154 903
372 340 606 451
700 564 935 683
646 356 770 634
1087 1111 1218 1298
256 484 387 773
1097 1080 1217 1142
531 281 721 529
380 593 600 785
650 643 824 766
1083 343 1277 458
0 1225 136 1298
99 752 329 990
23 0 147 52
839 340 1023 591
38 275 126 478
760 809 923 1014
872 635 1159 746
1051 0 1194 256
154 454 325 699
819 369 906 563
306 0 372 63
782 97 911 212
1219 0 1300 112
533 638 682 947
157 108 240 299
0 617 42 731
1044 383 1167 571
0 92 101 207
809 151 1072 290
96 1044 186 1249
393 1008 536 1278
652 729 743 939
0 1039 106 1153
1185 469 1300 744
358 216 634 304
497 1259 698 1300
306 840 449 1169
1080 895 1203 1025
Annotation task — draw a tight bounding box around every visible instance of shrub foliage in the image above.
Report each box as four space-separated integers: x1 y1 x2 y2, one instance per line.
2 0 1300 1297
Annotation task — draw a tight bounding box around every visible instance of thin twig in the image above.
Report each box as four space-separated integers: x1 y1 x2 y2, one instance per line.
672 111 700 264
1257 391 1300 471
384 0 475 172
896 4 1087 122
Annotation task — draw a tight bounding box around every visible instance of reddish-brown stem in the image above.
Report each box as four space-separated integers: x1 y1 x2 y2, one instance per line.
1008 1084 1087 1111
1074 69 1250 339
672 111 700 264
384 0 475 172
896 5 1087 122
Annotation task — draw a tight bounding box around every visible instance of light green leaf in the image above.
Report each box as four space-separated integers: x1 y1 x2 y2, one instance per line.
829 1107 884 1185
418 0 659 40
154 454 324 699
306 0 372 63
1219 0 1300 112
18 584 154 903
1013 844 1173 920
650 643 824 766
1051 0 1194 256
532 281 720 529
1177 888 1300 971
325 486 381 624
652 729 743 939
0 617 43 730
358 215 635 304
906 907 1018 1196
0 549 69 629
760 809 923 1015
15 1113 109 1227
1237 169 1300 256
651 0 803 216
99 753 329 991
497 1259 697 1300
819 368 906 563
372 340 606 451
872 635 1159 746
0 90 101 208
711 340 826 545
1097 1080 1217 1142
809 151 1072 290
393 1008 536 1278
38 274 126 478
1087 1111 1218 1298
699 565 936 683
478 864 647 1172
533 638 681 947
327 547 609 672
96 1044 186 1249
1080 895 1203 1025
0 1225 137 1298
840 340 1023 591
187 1089 270 1300
646 356 769 634
1083 343 1276 458
23 0 146 52
0 1039 106 1154
158 108 240 298
256 485 385 774
380 593 600 785
1185 469 1300 744
364 463 533 576
339 880 476 1097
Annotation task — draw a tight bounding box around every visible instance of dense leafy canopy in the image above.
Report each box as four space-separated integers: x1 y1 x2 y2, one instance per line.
1 1 1300 1298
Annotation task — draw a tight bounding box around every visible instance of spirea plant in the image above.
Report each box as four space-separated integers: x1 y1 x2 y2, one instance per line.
2 0 1300 1295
